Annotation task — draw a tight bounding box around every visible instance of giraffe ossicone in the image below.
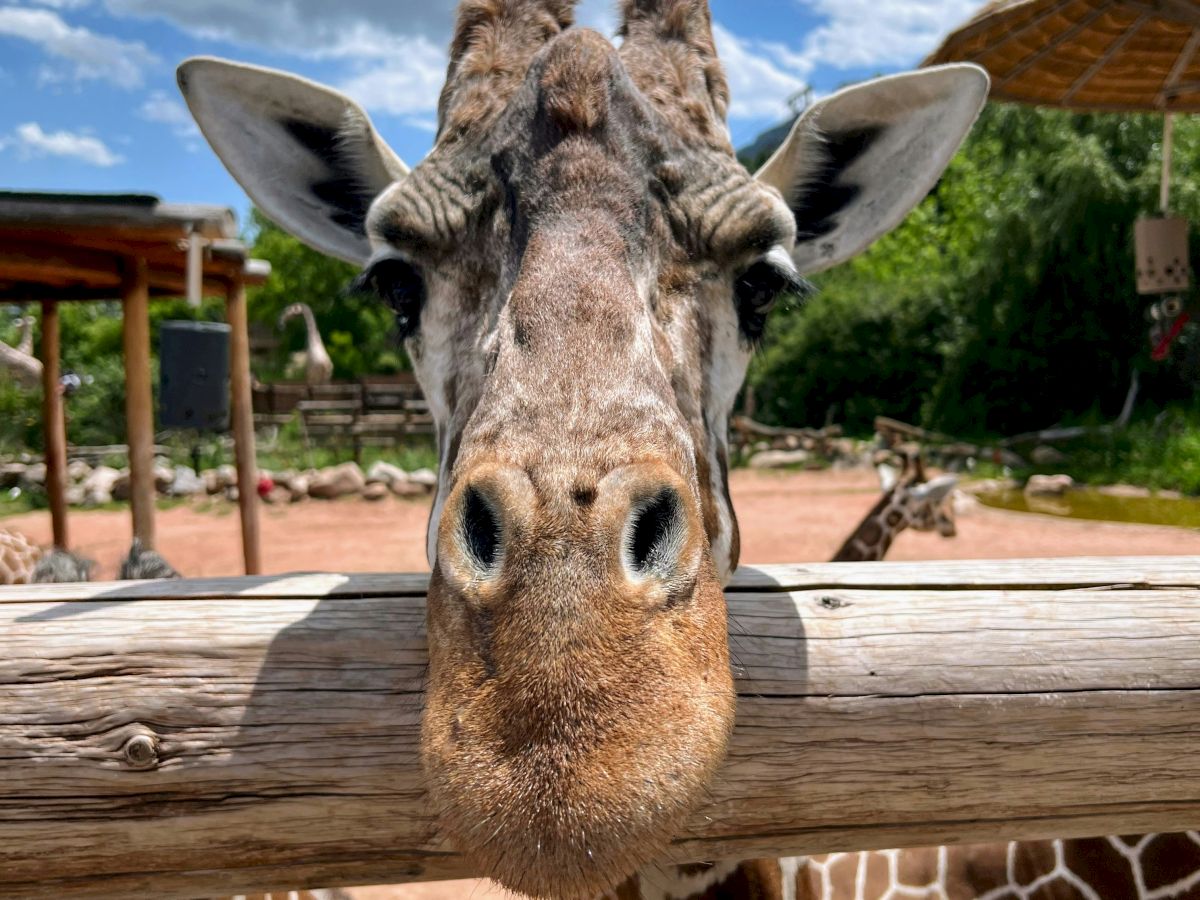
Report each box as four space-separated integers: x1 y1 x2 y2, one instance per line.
179 4 986 897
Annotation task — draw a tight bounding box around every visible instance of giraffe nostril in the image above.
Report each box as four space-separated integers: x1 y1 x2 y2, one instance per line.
462 487 501 571
625 488 684 577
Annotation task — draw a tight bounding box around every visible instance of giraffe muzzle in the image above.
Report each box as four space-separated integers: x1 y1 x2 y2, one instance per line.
421 461 735 899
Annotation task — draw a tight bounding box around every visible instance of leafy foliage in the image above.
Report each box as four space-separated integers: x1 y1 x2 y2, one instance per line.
748 104 1200 438
248 211 407 380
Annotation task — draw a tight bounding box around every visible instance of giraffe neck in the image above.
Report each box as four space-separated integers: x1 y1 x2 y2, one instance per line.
634 833 1200 899
831 490 907 562
0 530 43 585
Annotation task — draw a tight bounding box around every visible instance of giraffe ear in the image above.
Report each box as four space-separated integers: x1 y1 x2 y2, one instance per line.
178 57 409 265
876 463 900 494
756 64 988 275
911 475 958 506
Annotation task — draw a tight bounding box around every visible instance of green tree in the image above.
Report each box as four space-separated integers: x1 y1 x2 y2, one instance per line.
748 103 1200 437
247 211 407 379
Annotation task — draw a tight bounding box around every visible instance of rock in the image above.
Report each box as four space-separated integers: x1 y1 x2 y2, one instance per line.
1158 490 1185 501
962 478 1019 496
83 466 122 506
390 479 428 499
169 466 207 498
1031 445 1068 466
67 460 92 483
272 470 298 490
202 469 221 495
288 473 311 502
363 482 390 502
22 463 46 486
953 491 981 516
749 449 810 470
224 485 240 503
154 465 175 494
1025 474 1074 497
308 462 367 500
408 468 439 490
112 470 131 502
216 465 238 490
264 486 292 506
66 485 86 507
367 461 408 487
1098 484 1152 499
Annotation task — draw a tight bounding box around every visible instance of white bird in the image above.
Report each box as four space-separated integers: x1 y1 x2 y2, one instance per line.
279 302 334 386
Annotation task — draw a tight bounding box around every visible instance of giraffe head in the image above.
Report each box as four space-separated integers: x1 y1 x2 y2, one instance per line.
837 456 958 562
179 6 986 895
878 458 959 539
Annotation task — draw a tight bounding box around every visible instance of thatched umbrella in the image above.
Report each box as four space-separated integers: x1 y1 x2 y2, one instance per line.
926 0 1200 212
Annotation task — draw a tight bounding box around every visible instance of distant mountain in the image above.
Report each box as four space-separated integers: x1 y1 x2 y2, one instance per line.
737 116 798 170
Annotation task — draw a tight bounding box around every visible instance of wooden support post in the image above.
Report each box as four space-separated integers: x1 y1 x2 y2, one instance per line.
0 557 1197 899
121 257 156 550
39 300 68 550
227 273 262 575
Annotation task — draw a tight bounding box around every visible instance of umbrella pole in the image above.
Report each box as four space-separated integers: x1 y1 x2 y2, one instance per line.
1161 112 1175 215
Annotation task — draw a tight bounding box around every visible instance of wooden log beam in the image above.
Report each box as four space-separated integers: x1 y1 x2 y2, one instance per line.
0 557 1197 899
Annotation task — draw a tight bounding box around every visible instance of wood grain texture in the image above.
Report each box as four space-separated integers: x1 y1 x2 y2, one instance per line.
0 557 1196 898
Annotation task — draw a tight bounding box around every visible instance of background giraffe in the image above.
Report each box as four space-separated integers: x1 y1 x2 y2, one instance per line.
833 452 958 563
0 528 42 585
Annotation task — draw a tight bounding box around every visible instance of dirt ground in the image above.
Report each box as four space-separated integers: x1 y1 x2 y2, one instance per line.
5 469 1198 579
3 469 1197 900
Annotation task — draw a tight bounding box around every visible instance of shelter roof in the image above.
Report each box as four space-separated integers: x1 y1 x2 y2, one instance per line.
0 190 269 302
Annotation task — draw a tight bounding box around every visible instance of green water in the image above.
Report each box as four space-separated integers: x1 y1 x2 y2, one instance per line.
977 488 1200 530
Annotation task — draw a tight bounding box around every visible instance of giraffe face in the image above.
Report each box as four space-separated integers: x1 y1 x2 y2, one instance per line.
178 5 986 895
380 32 792 897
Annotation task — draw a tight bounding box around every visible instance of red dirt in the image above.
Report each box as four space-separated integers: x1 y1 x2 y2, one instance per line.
3 469 1196 900
5 470 1197 578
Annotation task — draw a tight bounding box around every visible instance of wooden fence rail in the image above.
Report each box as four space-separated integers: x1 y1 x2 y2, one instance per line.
0 557 1198 898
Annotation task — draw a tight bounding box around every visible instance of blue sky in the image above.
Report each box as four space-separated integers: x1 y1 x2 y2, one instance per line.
0 0 980 225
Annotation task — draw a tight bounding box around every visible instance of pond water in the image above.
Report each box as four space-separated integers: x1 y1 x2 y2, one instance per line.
976 487 1200 530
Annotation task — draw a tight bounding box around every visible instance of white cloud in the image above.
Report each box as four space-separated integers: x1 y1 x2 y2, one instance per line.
337 35 447 118
7 122 124 166
138 88 202 150
0 7 156 88
26 0 93 8
713 23 810 120
103 0 452 59
792 0 979 72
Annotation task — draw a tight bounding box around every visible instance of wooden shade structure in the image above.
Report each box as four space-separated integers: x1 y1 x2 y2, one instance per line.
0 191 269 574
926 0 1200 210
926 0 1200 111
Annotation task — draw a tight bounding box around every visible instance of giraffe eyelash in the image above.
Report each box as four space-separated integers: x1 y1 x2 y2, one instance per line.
733 247 809 343
348 253 427 340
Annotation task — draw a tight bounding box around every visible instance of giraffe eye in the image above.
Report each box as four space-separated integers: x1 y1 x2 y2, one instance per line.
733 247 807 342
349 254 426 340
